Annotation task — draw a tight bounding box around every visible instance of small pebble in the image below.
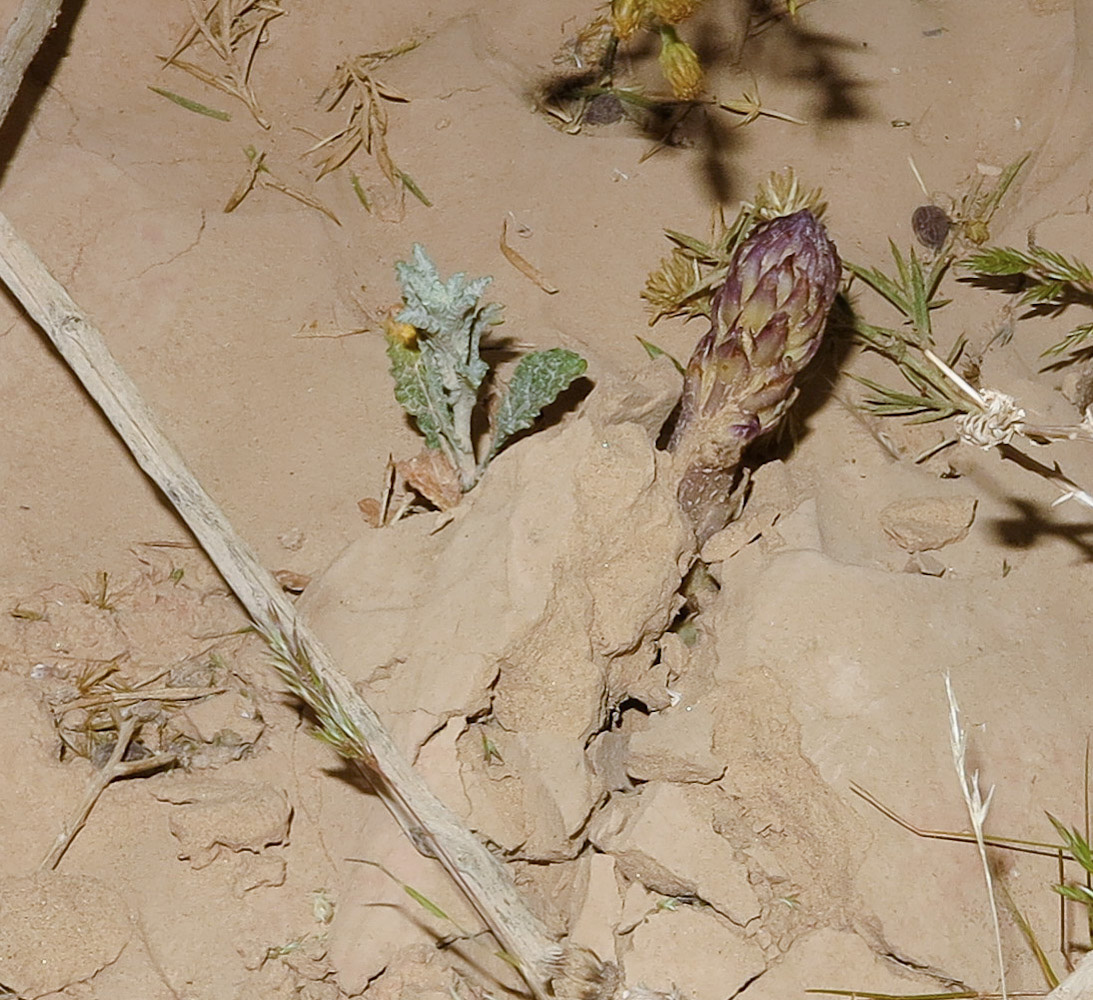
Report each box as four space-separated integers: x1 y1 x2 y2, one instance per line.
912 204 951 251
584 93 624 126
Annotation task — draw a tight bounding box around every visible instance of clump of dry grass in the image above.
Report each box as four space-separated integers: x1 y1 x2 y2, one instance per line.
160 0 285 128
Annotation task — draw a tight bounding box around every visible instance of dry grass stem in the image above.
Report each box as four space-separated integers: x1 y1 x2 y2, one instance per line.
312 45 416 197
0 0 64 127
852 783 1067 859
921 349 1093 510
161 0 284 128
945 675 1007 1000
499 218 558 294
59 686 227 712
225 147 341 224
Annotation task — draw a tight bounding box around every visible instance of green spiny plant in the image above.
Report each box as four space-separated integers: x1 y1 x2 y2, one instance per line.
844 242 972 423
963 243 1093 360
383 245 587 500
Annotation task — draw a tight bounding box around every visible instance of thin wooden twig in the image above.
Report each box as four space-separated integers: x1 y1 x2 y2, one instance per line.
0 210 562 998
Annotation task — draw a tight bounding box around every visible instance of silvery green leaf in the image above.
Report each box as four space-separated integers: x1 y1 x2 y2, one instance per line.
395 244 496 393
488 349 587 459
386 336 451 454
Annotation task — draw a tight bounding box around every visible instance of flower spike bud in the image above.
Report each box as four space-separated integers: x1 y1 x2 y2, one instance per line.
611 0 649 40
657 27 704 100
669 209 840 543
651 0 704 24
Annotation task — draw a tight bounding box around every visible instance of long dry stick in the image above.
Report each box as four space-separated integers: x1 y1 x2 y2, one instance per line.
1047 951 1093 1000
0 0 62 127
0 210 563 998
0 5 561 993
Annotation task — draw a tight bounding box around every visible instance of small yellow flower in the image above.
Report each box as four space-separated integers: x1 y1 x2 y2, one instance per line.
611 0 649 40
658 27 703 100
384 313 418 348
650 0 703 24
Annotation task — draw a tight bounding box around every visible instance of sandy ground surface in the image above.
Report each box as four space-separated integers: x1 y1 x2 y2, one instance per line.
2 0 1093 998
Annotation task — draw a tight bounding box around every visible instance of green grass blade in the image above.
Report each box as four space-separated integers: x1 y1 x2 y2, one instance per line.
636 336 685 374
398 170 432 207
845 261 910 316
402 883 453 921
148 86 231 121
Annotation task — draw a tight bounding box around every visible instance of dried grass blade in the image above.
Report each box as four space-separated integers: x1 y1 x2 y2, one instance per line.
304 124 354 156
261 175 341 226
241 8 282 85
224 148 265 212
161 20 204 68
184 0 230 62
314 132 363 180
166 57 244 101
500 218 558 294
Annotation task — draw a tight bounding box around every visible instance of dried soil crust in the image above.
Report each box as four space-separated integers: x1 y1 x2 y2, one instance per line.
1 0 1092 998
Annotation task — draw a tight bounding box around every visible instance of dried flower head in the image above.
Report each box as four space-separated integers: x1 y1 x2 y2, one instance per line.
611 0 650 40
658 27 703 100
650 0 704 23
642 250 700 322
741 168 827 222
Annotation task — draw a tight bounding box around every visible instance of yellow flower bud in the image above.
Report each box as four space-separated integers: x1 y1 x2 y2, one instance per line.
658 27 703 100
384 314 418 348
611 0 648 40
650 0 703 23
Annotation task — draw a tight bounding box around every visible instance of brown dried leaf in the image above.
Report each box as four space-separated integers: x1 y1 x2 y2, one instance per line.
224 149 265 212
396 449 463 511
260 176 342 225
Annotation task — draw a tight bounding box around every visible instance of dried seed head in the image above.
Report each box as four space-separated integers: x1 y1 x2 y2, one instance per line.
657 28 704 100
650 0 704 23
912 204 951 252
743 168 827 222
611 0 649 40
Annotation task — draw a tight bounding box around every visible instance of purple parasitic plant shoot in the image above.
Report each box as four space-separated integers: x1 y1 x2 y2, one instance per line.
668 209 840 544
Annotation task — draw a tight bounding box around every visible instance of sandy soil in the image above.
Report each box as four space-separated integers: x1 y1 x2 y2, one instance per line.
2 0 1093 998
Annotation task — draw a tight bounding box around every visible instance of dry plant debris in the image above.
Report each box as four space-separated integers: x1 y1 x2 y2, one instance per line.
500 217 559 294
544 1 804 137
310 42 426 217
224 145 341 224
160 0 285 129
